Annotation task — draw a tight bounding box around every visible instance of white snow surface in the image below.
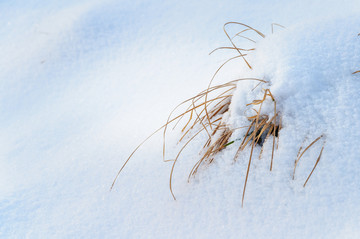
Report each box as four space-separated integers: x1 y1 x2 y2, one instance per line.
1 0 360 238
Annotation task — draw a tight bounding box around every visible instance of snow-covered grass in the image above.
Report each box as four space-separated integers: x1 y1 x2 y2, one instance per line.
1 0 360 238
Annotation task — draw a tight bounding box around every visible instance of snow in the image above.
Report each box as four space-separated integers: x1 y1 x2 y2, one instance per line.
1 0 360 238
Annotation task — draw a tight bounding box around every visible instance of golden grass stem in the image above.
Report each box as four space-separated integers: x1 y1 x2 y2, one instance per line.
271 23 285 34
170 128 205 200
293 135 324 180
209 46 255 55
110 126 164 191
231 28 251 40
242 138 255 207
270 95 277 171
241 92 265 207
303 143 325 187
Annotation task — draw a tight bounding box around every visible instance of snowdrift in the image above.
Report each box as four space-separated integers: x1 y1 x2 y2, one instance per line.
1 1 360 238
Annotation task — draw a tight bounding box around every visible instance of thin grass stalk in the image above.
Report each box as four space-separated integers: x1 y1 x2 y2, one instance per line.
303 143 325 187
110 126 164 190
170 128 205 200
276 114 282 150
242 95 265 207
209 46 255 55
270 96 277 171
232 34 257 43
271 23 285 34
293 135 324 180
231 28 252 40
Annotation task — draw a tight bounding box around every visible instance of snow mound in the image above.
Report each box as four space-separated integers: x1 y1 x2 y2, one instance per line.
2 1 360 238
161 16 360 238
215 16 360 237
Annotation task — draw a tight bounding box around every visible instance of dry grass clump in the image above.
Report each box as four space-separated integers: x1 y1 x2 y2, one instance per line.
162 76 281 204
166 78 273 202
111 22 326 207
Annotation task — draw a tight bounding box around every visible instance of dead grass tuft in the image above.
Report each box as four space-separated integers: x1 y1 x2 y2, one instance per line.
167 77 269 200
111 22 326 207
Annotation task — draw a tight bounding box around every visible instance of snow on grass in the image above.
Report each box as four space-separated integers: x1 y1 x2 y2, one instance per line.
1 0 360 238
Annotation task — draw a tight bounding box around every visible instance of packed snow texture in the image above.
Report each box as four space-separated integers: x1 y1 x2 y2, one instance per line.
1 0 360 238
